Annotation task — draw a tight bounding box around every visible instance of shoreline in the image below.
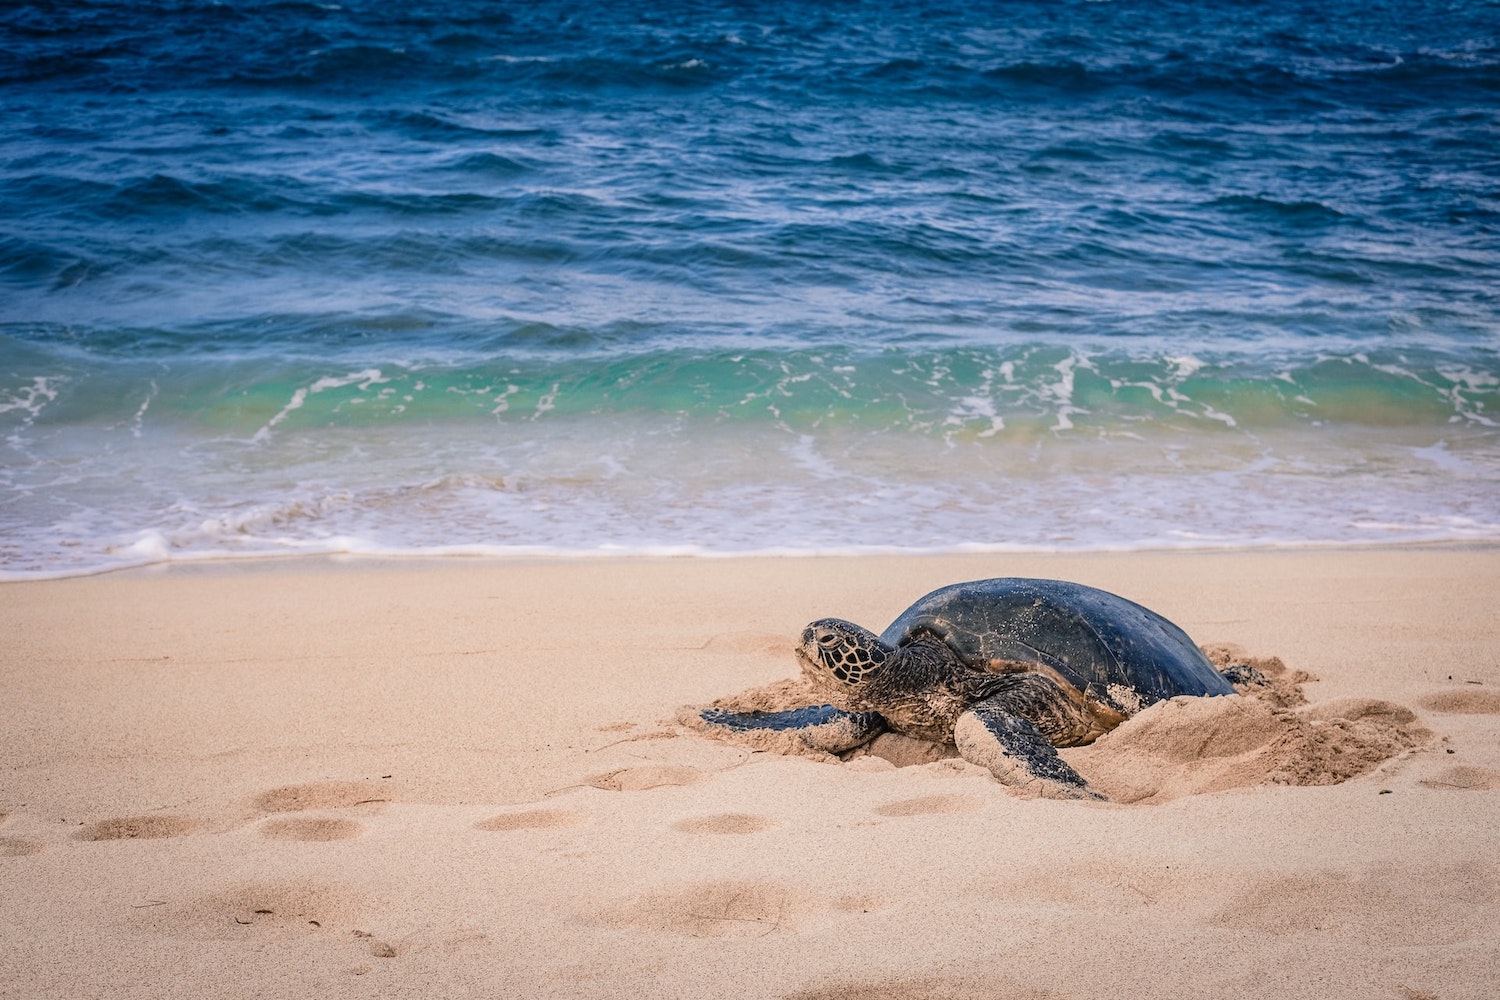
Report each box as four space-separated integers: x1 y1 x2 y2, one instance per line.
4 546 1498 998
6 534 1500 585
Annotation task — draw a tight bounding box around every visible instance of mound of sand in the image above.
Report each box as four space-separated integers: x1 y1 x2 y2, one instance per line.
1065 693 1429 803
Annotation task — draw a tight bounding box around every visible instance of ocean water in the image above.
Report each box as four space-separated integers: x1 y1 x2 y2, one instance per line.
2 0 1498 577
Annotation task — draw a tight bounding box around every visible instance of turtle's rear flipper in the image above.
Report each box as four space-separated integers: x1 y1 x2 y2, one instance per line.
697 705 885 753
1220 663 1267 689
955 703 1102 801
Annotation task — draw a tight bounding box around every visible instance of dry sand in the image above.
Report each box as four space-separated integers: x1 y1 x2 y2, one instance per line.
2 547 1498 999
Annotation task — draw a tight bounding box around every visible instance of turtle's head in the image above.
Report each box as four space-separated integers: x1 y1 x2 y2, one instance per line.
797 618 893 687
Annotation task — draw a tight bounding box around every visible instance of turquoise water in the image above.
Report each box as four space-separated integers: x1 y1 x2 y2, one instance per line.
2 1 1498 575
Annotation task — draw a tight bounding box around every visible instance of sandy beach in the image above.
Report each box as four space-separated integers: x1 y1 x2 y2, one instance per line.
2 547 1498 999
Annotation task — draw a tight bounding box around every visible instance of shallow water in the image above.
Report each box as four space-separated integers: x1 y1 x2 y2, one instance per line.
2 0 1498 576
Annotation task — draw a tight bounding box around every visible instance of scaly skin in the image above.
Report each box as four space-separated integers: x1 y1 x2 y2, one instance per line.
798 620 1122 747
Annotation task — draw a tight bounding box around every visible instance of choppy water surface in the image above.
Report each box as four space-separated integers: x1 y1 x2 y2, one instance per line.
2 1 1498 575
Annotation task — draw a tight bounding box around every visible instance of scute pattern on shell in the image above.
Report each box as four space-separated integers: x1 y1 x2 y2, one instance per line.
880 578 1233 710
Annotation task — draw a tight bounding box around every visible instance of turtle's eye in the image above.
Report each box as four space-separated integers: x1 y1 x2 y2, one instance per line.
817 632 841 647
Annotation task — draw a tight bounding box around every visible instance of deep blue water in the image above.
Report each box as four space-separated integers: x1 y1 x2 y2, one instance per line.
2 0 1498 575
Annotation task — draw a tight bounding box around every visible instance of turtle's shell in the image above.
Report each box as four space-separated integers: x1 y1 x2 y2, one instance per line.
880 578 1232 712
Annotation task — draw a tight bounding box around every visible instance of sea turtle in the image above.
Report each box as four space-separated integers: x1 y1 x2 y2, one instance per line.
698 578 1236 798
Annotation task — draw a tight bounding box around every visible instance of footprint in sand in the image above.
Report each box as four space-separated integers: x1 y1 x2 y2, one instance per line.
475 809 587 832
254 781 392 813
1 837 47 857
672 813 774 835
1418 689 1500 714
593 879 806 938
787 980 1012 1000
260 817 363 841
136 877 364 939
0 814 42 857
594 881 890 940
1210 863 1500 947
831 893 886 915
873 794 981 818
587 765 705 791
1419 766 1500 791
75 815 203 841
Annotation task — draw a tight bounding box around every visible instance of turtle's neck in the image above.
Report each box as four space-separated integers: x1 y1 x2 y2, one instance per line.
841 635 975 742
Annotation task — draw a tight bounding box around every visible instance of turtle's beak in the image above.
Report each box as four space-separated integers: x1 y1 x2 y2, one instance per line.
794 644 824 681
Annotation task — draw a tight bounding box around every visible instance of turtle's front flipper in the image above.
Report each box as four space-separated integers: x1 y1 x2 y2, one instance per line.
697 705 885 753
954 701 1102 801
